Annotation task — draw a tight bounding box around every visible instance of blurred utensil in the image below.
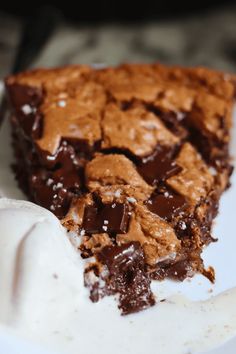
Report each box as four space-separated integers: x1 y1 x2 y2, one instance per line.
0 6 60 123
12 5 61 73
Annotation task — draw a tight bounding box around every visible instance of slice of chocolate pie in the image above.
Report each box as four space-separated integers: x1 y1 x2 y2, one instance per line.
4 63 235 314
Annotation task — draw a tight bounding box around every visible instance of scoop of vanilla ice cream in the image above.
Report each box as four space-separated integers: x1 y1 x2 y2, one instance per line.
0 198 85 330
1 199 236 354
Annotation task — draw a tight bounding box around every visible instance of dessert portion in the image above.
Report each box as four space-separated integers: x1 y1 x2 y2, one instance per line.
4 63 235 314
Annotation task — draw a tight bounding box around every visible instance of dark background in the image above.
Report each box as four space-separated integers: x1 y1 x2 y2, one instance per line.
1 0 236 77
0 0 235 22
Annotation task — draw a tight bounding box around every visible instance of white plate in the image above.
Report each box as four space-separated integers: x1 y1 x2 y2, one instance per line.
0 83 235 354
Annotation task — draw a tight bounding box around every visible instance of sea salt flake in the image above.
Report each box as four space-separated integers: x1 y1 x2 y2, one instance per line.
126 197 137 204
21 104 33 115
80 229 85 236
103 220 109 225
104 191 113 196
114 189 121 198
179 221 187 230
176 112 185 121
46 178 54 186
209 166 217 176
102 226 108 231
57 100 66 107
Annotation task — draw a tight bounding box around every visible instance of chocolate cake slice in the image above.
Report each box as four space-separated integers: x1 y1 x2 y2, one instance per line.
4 63 235 314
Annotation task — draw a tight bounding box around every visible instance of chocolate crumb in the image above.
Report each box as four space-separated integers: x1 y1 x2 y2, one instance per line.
82 202 130 234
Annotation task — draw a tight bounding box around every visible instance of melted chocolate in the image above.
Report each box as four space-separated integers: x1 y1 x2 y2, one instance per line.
82 202 130 234
30 171 72 218
7 84 43 139
15 111 43 140
174 217 193 239
38 140 84 170
137 146 182 185
160 111 188 138
7 83 43 109
188 125 228 168
85 242 155 315
147 105 188 139
146 189 188 221
30 141 82 218
195 193 219 245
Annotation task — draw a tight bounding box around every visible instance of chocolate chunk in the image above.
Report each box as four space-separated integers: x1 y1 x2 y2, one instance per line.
146 189 188 221
39 140 83 171
82 202 130 234
30 141 82 218
85 242 155 315
98 242 141 271
66 138 101 159
30 172 72 219
151 258 194 281
137 146 182 185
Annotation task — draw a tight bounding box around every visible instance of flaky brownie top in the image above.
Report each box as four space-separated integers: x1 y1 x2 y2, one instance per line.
5 63 235 154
